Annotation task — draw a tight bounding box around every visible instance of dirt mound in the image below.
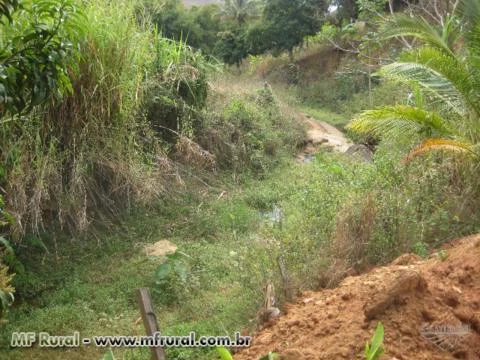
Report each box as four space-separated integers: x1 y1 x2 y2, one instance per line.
235 235 480 360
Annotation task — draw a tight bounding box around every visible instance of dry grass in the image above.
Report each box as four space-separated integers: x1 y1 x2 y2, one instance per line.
1 1 179 239
319 194 377 288
174 136 216 171
245 44 344 84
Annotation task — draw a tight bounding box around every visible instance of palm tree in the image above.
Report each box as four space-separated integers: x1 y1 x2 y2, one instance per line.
347 0 480 160
221 0 260 25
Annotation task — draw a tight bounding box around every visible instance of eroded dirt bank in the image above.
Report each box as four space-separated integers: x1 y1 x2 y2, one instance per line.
296 113 352 162
235 235 480 360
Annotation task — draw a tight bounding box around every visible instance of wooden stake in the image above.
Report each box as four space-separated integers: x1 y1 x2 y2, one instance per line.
137 288 166 360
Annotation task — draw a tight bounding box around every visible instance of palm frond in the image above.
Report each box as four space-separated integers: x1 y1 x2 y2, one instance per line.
442 15 462 49
363 0 480 150
379 52 469 116
380 15 456 56
403 138 474 162
347 105 452 139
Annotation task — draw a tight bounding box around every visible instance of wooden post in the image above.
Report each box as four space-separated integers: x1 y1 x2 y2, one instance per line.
137 288 166 360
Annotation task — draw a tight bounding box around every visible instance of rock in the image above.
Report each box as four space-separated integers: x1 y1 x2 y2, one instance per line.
346 144 373 162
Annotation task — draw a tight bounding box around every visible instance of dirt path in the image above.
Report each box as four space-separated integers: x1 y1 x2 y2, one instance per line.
295 112 352 162
235 235 480 360
210 76 352 161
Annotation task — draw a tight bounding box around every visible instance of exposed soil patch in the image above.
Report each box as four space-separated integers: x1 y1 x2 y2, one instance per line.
296 114 352 162
235 235 480 360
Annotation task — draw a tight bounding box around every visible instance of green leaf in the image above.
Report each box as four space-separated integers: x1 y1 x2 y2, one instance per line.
370 322 384 353
0 289 13 317
0 290 10 309
365 322 385 360
380 14 457 56
155 262 172 282
173 262 189 283
216 346 233 360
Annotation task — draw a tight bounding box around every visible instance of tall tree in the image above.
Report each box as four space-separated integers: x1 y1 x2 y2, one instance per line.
146 0 222 55
214 29 248 67
258 0 326 59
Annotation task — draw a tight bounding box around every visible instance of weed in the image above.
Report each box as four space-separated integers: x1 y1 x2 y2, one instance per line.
198 92 304 178
3 138 480 359
436 249 448 261
412 242 429 259
365 322 385 360
260 352 280 360
154 252 201 305
216 347 233 360
1 0 214 241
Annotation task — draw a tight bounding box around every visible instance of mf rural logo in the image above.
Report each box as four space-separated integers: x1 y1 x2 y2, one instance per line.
420 323 471 352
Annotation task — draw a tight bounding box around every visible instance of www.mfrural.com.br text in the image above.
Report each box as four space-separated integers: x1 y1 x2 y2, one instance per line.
10 331 252 348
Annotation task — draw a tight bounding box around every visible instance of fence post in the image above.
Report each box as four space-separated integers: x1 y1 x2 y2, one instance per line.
137 288 166 360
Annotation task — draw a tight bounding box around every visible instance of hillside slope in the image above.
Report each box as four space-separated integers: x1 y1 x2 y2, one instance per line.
236 235 480 360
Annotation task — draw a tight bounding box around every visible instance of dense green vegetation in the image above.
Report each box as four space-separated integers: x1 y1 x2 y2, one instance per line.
350 4 480 158
2 0 480 359
141 0 328 65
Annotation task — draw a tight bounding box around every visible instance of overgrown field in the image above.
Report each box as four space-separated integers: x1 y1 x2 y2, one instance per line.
3 0 480 359
2 128 480 359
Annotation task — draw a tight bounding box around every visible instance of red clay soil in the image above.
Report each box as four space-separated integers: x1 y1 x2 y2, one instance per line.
235 235 480 360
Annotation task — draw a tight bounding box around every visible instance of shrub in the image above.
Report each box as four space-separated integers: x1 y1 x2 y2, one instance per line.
198 95 304 177
143 38 213 142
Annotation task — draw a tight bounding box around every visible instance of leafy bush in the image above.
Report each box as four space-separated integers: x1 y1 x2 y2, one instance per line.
198 94 304 177
143 38 213 142
154 252 201 305
237 130 480 294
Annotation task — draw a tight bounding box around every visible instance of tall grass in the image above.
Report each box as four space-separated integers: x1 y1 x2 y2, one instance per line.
1 0 210 240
